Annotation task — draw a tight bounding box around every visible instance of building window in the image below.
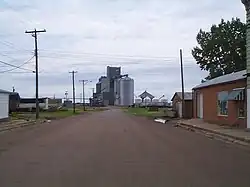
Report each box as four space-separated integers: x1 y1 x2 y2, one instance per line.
217 91 228 116
238 101 245 118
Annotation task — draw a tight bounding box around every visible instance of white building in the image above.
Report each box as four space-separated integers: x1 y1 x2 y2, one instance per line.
0 89 10 121
19 98 49 110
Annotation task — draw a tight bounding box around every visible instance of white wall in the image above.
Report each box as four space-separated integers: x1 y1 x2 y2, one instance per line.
0 93 9 119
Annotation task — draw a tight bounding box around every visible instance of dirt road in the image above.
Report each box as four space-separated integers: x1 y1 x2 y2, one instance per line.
0 109 250 187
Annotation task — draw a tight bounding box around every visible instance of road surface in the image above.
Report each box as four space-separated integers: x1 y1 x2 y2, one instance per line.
0 109 250 187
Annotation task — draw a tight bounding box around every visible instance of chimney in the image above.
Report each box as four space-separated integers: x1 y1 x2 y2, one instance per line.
242 0 250 128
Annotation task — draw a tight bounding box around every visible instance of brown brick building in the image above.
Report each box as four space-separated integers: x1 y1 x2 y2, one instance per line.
171 92 193 119
193 70 247 128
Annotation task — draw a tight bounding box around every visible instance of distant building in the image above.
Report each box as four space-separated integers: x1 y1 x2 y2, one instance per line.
107 66 121 79
0 89 10 121
171 92 193 119
114 76 134 106
9 92 20 113
193 70 246 128
63 100 73 108
19 98 49 111
92 66 134 106
48 98 62 108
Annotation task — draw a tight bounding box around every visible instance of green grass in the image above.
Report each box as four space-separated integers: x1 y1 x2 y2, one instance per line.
11 107 108 120
125 107 165 118
11 110 80 120
39 110 81 119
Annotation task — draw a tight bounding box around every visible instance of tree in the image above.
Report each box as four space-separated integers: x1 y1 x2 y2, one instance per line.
192 18 246 80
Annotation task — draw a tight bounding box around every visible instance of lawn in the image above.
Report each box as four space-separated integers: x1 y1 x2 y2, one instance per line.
125 107 166 118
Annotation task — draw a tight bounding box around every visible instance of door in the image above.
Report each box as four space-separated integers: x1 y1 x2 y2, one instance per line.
177 102 182 118
197 93 203 119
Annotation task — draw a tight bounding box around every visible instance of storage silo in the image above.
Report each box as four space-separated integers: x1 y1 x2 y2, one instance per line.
120 77 134 106
114 79 121 105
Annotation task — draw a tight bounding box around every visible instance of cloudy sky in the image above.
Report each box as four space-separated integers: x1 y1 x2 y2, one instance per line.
0 0 246 101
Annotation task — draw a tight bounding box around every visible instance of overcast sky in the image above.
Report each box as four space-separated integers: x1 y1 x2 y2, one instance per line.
0 0 246 101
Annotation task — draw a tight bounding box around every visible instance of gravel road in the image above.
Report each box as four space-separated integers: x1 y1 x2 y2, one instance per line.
0 109 250 187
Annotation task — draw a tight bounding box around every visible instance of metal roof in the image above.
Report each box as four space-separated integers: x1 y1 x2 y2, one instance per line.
171 92 193 101
138 91 154 99
0 89 11 94
193 70 246 90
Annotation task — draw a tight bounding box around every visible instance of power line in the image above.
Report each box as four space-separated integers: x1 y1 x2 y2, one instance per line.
0 55 35 73
0 59 35 72
2 0 33 27
0 40 32 53
39 49 195 60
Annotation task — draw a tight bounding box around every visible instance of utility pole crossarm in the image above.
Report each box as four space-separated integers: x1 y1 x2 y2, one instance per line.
25 29 46 34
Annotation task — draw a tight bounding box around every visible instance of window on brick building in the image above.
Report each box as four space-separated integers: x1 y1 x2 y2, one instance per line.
228 88 245 118
238 101 245 118
217 91 228 116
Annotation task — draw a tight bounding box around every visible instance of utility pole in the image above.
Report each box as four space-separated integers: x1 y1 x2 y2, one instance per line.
79 80 92 111
91 88 95 95
180 49 185 118
80 93 82 104
69 71 77 113
25 29 46 119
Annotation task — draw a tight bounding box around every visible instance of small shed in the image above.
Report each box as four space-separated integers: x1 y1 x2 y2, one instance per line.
9 92 20 113
171 92 193 118
0 89 10 121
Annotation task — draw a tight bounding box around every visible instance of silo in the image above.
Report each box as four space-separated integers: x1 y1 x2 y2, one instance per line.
114 79 121 105
120 77 134 106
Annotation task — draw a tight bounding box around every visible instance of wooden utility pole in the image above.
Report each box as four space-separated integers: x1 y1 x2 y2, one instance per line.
25 29 46 119
180 49 185 118
91 88 95 95
69 71 77 113
79 80 91 111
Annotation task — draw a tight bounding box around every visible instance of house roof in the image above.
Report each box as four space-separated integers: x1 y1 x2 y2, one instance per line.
171 92 193 101
0 89 11 94
193 70 246 90
138 91 154 99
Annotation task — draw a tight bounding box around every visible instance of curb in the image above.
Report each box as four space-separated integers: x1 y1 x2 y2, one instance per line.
176 122 250 145
0 121 37 132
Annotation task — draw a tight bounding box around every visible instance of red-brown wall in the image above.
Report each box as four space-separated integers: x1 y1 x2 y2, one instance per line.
193 79 246 128
172 94 193 119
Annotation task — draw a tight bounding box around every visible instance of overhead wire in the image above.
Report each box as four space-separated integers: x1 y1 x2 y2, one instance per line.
0 40 32 53
0 56 35 73
2 0 33 27
39 49 195 60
